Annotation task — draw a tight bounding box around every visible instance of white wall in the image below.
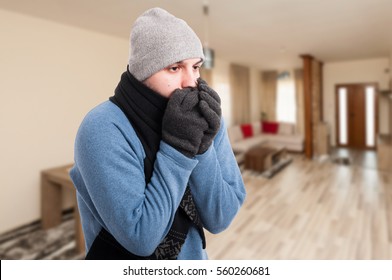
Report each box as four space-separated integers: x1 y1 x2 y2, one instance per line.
0 9 128 233
323 58 390 146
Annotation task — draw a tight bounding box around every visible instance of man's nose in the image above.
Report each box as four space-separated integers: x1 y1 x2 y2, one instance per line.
181 69 198 88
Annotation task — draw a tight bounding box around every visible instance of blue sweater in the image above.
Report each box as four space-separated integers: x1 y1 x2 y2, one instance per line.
70 101 246 259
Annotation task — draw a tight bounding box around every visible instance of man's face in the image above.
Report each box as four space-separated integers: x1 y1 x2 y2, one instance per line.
143 58 203 98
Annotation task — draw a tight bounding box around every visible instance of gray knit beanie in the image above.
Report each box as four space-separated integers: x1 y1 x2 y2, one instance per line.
128 7 205 81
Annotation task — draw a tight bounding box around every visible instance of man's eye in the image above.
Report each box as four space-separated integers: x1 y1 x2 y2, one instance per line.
169 66 179 72
193 65 201 70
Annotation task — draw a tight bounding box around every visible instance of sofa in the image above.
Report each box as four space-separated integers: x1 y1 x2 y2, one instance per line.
227 121 304 159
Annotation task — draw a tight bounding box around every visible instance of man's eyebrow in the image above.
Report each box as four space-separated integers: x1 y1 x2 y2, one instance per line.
194 59 203 65
175 58 203 65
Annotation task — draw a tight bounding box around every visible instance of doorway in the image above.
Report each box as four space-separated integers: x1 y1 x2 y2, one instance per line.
335 83 378 149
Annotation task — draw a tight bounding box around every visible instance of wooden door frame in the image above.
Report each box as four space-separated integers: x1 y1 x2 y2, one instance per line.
335 82 379 149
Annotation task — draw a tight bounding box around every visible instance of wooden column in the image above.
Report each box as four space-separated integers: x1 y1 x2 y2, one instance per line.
319 62 324 121
301 55 313 159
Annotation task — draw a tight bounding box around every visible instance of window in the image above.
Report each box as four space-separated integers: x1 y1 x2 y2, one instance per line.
338 87 348 145
365 86 375 147
276 71 296 123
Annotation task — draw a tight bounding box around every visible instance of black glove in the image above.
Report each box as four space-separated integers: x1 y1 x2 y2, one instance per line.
162 87 209 158
197 78 222 154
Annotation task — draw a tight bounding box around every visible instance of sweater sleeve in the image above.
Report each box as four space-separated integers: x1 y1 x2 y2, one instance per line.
189 119 246 234
71 106 198 256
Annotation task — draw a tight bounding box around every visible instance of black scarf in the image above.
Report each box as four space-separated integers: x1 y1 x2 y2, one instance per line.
111 68 167 181
85 69 205 260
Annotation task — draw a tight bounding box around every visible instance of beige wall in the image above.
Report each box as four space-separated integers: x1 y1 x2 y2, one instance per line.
249 68 261 122
323 58 390 146
0 9 128 233
209 58 232 126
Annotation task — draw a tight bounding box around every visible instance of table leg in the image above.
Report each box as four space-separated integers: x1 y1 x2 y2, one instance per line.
73 201 85 254
41 174 62 229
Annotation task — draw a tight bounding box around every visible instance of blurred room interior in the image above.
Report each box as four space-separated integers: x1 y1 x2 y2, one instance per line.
0 0 391 259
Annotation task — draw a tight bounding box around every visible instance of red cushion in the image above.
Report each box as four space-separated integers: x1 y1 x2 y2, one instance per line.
262 121 279 134
240 124 253 138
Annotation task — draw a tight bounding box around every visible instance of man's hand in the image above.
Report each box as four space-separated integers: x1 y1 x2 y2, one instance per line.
197 78 222 154
162 88 208 158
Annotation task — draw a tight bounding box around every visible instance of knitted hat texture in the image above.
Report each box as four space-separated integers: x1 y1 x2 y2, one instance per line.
128 7 205 81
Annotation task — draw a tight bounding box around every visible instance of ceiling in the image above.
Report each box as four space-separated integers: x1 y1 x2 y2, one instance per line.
1 0 391 70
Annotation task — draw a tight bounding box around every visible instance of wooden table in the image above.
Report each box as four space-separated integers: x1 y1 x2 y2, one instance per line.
245 145 287 172
41 164 85 254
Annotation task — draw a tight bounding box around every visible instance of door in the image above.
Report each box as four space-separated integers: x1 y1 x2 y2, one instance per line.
335 83 378 149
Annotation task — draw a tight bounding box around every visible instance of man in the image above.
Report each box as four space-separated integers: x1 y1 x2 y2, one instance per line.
70 7 245 260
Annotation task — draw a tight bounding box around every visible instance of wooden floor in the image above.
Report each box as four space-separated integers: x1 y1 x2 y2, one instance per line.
330 147 379 170
205 152 392 259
